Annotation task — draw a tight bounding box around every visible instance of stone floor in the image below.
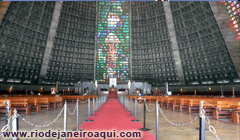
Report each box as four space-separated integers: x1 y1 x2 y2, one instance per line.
0 99 239 140
133 102 240 140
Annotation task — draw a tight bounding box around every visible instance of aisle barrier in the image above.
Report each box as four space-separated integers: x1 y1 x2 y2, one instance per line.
126 97 130 112
139 99 151 131
91 98 96 116
199 100 205 140
131 98 139 122
156 101 159 140
5 101 9 125
0 96 108 140
85 98 93 122
12 109 18 140
119 95 231 140
63 101 67 140
128 98 133 116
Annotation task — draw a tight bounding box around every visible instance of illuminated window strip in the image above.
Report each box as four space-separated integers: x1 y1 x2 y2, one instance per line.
225 1 240 39
96 1 130 81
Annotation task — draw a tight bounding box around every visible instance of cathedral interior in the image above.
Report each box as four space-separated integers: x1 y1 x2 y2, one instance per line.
0 1 239 96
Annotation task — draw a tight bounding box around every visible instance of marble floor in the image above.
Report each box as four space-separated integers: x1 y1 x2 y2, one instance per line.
0 99 239 140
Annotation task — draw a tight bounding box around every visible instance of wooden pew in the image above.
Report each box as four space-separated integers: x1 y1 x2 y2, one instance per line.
213 101 240 119
130 95 240 123
28 97 53 111
56 97 63 108
185 99 199 114
61 95 96 103
158 96 167 108
37 96 62 109
165 98 174 109
2 96 61 112
142 96 158 103
61 96 76 103
231 111 240 124
49 97 58 109
27 97 41 113
172 98 181 111
128 95 139 100
179 98 191 112
186 99 215 115
37 97 50 111
10 98 31 115
65 95 97 100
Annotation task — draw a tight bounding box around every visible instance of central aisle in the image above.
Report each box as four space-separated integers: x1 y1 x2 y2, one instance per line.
76 100 155 140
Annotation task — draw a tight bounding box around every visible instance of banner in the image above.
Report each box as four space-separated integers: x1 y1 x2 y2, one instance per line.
109 78 117 88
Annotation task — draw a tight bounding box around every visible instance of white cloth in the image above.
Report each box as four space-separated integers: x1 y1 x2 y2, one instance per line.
51 91 55 95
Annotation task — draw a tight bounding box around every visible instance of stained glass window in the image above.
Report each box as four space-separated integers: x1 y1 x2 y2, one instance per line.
225 1 240 39
96 1 130 82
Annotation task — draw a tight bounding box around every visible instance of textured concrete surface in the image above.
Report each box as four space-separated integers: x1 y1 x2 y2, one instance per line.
39 1 63 83
163 2 185 85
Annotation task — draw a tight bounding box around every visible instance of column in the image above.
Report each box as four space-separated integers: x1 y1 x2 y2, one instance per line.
163 2 185 85
39 1 63 83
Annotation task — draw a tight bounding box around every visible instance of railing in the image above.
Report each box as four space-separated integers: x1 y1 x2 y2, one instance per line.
0 96 108 140
118 95 237 140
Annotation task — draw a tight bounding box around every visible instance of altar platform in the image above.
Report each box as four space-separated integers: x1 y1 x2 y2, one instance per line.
108 88 118 100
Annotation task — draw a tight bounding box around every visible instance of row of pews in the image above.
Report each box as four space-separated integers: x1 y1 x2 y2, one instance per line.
0 95 63 116
128 95 240 124
0 95 98 117
61 95 97 102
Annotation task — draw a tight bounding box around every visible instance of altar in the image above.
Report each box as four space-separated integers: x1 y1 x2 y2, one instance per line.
108 87 118 99
108 78 118 99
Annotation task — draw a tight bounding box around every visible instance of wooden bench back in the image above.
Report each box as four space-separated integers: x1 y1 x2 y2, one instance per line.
48 97 57 103
37 98 50 104
128 96 139 99
10 98 28 107
55 97 62 103
27 98 38 106
217 101 240 110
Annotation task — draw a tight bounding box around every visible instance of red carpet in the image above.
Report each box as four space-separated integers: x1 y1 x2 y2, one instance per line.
69 100 155 140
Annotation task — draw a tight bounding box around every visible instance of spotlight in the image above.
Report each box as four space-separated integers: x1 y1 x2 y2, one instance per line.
9 86 13 93
208 87 212 91
180 88 183 92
